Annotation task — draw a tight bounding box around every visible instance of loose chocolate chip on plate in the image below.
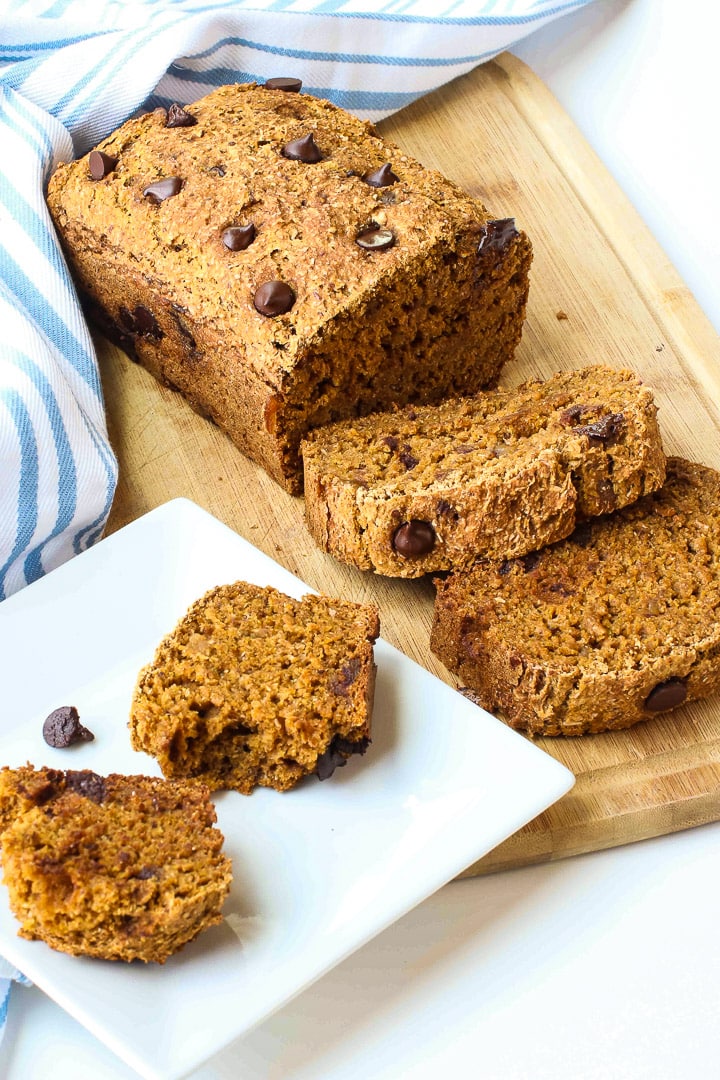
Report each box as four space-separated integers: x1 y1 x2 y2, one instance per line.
254 280 295 316
282 133 322 163
88 150 117 180
363 162 399 188
222 223 256 251
477 217 518 255
356 224 395 251
265 77 303 93
165 102 197 128
392 520 436 557
43 706 95 749
644 678 688 713
143 176 183 203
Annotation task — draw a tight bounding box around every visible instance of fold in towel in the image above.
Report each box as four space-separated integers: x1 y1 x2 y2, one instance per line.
0 960 31 1050
0 0 594 1048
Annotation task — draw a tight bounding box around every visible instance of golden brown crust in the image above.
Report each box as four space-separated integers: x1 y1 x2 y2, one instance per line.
301 366 666 577
0 766 232 963
430 458 720 735
129 581 380 793
46 83 532 491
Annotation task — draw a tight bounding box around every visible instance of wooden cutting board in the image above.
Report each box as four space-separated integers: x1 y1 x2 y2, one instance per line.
99 53 720 876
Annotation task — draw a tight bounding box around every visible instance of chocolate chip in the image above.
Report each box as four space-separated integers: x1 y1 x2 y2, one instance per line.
329 658 361 697
315 734 370 781
560 404 586 425
254 280 295 316
477 218 518 255
88 150 117 180
282 133 322 163
42 706 95 749
380 435 399 451
575 413 625 444
64 770 106 804
398 448 419 470
143 176 182 203
165 103 197 128
265 77 302 93
118 304 162 339
136 866 160 880
436 499 459 521
222 223 256 251
207 164 226 177
644 678 688 714
363 163 399 187
393 520 436 558
132 305 161 337
356 225 395 251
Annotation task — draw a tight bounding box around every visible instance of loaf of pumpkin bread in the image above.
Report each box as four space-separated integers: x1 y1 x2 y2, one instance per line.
430 458 720 735
301 366 666 577
46 81 532 492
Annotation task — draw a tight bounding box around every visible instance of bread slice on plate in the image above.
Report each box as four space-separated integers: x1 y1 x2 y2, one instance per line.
130 581 379 793
0 765 232 963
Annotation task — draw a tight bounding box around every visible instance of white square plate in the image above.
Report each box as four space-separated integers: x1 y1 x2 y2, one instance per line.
0 499 573 1080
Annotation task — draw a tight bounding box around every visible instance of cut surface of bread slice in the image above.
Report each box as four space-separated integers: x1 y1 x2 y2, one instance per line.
430 458 720 735
0 765 232 963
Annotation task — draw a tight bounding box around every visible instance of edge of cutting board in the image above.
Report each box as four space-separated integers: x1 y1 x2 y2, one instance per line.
463 54 720 873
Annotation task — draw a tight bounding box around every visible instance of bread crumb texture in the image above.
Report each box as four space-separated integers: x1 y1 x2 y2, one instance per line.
431 458 720 735
130 581 379 793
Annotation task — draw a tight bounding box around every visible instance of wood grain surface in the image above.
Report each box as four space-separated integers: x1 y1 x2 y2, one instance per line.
99 53 720 875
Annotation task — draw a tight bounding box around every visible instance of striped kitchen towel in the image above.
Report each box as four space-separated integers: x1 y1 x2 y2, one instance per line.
0 0 594 602
0 960 31 1051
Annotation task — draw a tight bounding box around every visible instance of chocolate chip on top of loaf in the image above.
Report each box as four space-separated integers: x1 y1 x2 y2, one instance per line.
129 581 379 793
0 765 232 963
46 82 532 492
430 458 720 736
301 366 666 577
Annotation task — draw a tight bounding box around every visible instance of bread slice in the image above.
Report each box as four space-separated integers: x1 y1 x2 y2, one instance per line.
0 765 231 963
130 581 379 793
430 458 720 735
301 366 666 578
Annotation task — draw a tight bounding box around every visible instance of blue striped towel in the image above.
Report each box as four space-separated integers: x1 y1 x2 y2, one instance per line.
0 0 592 1051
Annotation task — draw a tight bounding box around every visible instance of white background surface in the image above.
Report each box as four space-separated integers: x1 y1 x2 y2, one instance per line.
4 0 720 1076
